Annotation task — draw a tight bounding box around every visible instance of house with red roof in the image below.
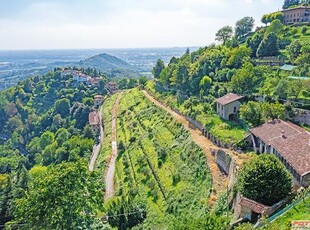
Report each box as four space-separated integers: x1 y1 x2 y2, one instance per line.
250 119 310 187
215 93 244 120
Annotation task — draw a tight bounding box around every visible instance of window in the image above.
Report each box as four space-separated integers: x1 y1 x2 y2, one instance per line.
234 107 236 113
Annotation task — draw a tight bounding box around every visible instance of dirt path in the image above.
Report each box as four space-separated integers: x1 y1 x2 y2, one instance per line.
104 92 122 201
89 105 104 172
142 90 227 204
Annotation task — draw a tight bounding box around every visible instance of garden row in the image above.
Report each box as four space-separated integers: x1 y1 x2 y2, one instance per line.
113 88 213 228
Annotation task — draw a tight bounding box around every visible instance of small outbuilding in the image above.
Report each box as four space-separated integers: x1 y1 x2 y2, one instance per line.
216 93 243 120
89 111 101 133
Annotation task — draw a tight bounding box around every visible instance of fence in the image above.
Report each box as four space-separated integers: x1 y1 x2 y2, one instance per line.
268 193 310 223
254 192 310 228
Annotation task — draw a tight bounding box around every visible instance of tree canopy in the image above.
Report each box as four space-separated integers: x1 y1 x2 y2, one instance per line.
238 154 292 206
235 17 255 40
216 26 233 44
15 160 103 229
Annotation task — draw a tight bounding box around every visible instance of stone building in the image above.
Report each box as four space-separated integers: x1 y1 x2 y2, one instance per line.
215 93 243 120
94 95 104 108
89 111 101 133
250 119 310 187
282 6 310 24
233 194 284 224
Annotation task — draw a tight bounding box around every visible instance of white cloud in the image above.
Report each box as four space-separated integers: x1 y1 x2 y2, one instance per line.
0 0 281 50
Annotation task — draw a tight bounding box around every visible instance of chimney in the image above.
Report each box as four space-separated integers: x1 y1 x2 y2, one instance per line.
281 130 286 138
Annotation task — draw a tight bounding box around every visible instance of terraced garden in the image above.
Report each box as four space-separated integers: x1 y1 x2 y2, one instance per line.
113 88 213 227
145 80 248 144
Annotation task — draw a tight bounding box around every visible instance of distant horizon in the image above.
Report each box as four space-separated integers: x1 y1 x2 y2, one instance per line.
0 46 200 52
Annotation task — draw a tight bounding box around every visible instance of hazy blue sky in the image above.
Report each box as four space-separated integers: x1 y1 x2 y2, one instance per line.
0 0 281 50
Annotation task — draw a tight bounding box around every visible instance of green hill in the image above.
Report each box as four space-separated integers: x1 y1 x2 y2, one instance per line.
78 53 141 79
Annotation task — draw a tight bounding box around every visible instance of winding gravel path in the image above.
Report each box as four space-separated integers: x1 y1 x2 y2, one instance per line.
89 105 104 172
104 92 122 201
142 90 227 204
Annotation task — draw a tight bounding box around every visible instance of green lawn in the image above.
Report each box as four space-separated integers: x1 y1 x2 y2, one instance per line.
271 196 310 230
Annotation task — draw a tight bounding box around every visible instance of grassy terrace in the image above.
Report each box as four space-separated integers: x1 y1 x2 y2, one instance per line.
145 80 248 144
114 88 212 227
271 196 310 230
95 93 119 172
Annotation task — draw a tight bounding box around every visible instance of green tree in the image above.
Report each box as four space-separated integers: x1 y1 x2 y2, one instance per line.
238 154 292 206
152 59 165 78
262 102 286 121
106 196 147 229
83 125 95 139
139 76 148 88
231 62 256 95
227 46 251 68
55 98 71 118
170 213 227 230
240 102 264 127
15 160 103 229
283 0 300 9
257 32 279 57
215 26 233 44
287 40 302 63
261 14 269 26
40 131 55 150
246 33 263 57
265 19 284 37
82 97 94 106
55 128 70 146
235 17 255 40
199 76 212 96
288 80 303 98
274 79 289 99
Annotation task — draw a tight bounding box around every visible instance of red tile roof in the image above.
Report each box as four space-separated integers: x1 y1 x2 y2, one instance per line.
239 197 271 214
89 111 100 126
94 95 103 99
250 119 310 176
216 93 243 105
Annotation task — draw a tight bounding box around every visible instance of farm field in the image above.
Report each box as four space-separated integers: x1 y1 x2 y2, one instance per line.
111 88 214 228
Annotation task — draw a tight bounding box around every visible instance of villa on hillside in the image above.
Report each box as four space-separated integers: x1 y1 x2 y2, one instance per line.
94 95 104 107
250 119 310 187
216 93 244 120
61 70 105 87
281 6 310 24
88 77 101 87
61 70 90 83
89 111 101 133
